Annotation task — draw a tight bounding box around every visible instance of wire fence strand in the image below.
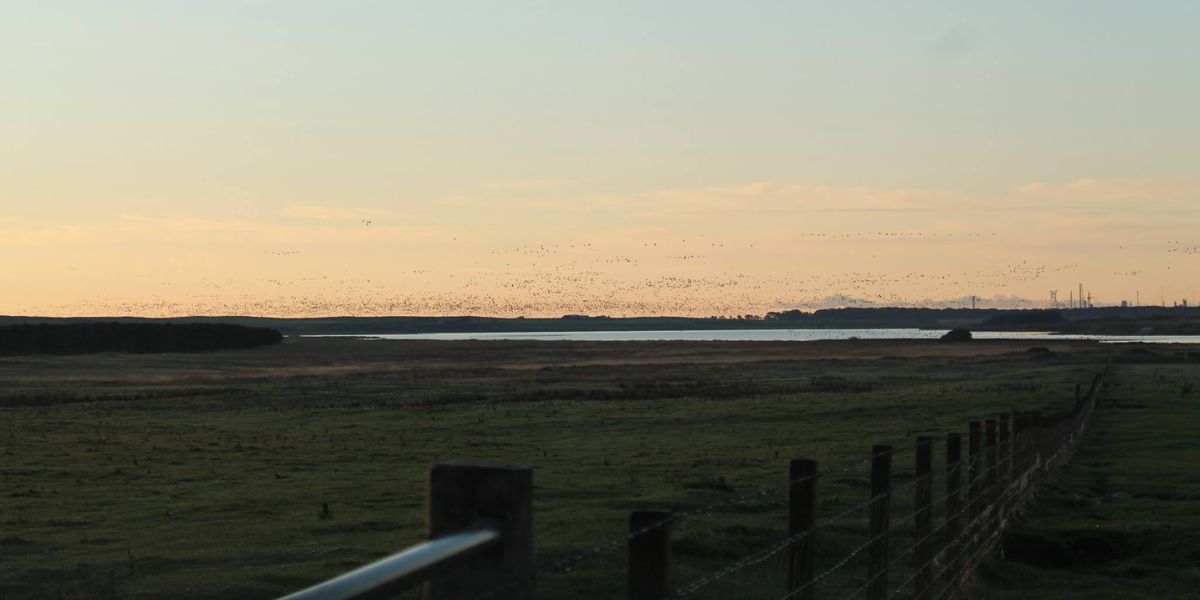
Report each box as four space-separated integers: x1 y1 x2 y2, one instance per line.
466 365 1107 600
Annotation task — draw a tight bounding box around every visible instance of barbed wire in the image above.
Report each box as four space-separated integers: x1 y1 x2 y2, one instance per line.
886 449 1044 599
797 404 1093 600
895 502 1003 600
844 452 1021 600
926 522 1004 600
666 418 1078 600
852 404 1101 600
538 444 909 578
670 446 944 597
887 410 1096 600
668 527 814 598
469 444 913 599
670 487 896 598
469 369 1107 600
776 514 893 600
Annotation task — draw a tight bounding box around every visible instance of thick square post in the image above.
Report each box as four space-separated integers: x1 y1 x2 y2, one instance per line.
913 437 933 599
629 510 672 600
867 445 893 600
944 433 963 582
985 419 998 519
967 422 982 523
425 462 534 600
998 415 1012 524
787 459 818 599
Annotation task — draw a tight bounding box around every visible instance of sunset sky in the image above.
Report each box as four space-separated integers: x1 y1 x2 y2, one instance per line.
3 2 1198 317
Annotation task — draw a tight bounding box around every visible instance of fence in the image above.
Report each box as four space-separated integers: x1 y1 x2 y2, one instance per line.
280 364 1108 600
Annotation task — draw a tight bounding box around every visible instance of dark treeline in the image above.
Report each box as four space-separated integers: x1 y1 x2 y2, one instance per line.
764 307 1067 328
0 323 283 356
981 310 1066 326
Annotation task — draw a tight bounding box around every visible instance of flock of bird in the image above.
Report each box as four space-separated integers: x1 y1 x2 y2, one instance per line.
42 232 1196 317
1167 241 1199 255
795 232 997 239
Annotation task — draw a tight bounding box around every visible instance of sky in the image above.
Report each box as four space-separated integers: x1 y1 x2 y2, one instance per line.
2 1 1198 317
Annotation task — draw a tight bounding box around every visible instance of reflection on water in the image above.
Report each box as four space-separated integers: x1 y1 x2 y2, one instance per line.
312 329 1200 344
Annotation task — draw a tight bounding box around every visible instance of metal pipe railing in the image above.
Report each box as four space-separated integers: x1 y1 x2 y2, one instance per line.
279 524 501 600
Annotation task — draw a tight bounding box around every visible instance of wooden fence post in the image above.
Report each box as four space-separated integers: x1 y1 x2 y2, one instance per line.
868 445 892 600
967 422 981 523
787 459 818 600
1014 414 1030 511
966 421 982 561
1000 415 1012 479
425 462 534 600
913 437 933 600
998 415 1012 525
629 510 672 600
985 419 998 518
945 433 963 581
1030 412 1044 487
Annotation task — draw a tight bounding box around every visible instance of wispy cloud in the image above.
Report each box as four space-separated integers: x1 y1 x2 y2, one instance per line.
592 181 969 216
0 223 99 245
480 179 569 192
281 205 361 220
1014 179 1200 209
584 179 1200 221
437 195 491 208
0 214 444 246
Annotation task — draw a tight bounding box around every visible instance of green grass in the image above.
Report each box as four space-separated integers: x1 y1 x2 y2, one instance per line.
0 338 1151 599
971 362 1200 599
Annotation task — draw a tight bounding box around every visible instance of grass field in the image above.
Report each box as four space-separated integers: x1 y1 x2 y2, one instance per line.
0 337 1188 599
971 361 1200 598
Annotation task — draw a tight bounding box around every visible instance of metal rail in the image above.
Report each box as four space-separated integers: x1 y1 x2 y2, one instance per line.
279 524 501 600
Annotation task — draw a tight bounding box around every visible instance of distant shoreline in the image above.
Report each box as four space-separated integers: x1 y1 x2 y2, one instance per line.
3 306 1198 336
303 329 1200 344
